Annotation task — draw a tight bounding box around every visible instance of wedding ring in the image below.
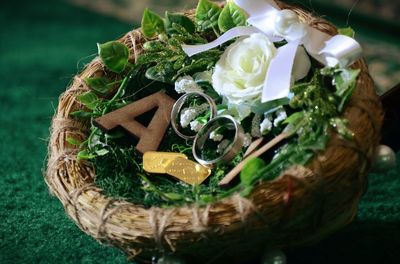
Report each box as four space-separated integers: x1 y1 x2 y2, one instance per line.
171 92 217 141
193 115 245 166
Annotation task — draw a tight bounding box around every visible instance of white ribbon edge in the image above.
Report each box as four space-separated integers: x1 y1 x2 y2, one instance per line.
182 26 261 57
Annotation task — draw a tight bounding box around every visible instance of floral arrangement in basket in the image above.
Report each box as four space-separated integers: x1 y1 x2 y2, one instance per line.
71 0 361 206
47 0 382 262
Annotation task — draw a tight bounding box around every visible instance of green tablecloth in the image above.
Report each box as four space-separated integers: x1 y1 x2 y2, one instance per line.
1 0 399 263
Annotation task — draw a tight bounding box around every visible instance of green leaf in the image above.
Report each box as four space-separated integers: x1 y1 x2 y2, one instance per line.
300 127 330 151
84 76 111 94
283 111 304 125
66 137 82 146
283 111 307 135
338 27 355 38
95 149 109 156
97 41 130 73
164 192 184 201
334 68 360 112
76 91 99 110
240 157 266 186
199 194 214 203
70 110 92 119
251 97 290 115
195 0 222 31
141 8 165 38
288 150 314 165
77 149 96 160
143 40 165 52
105 130 126 139
165 12 195 34
145 66 170 83
218 1 247 32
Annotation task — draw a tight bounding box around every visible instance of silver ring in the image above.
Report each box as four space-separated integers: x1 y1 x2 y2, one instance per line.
171 92 217 141
192 115 245 166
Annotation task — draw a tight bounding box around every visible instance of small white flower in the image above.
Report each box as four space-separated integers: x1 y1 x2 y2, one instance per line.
243 133 253 148
273 108 287 127
196 103 209 113
260 118 273 135
209 130 223 142
217 139 230 154
175 76 203 94
180 108 197 128
179 104 209 128
190 120 204 132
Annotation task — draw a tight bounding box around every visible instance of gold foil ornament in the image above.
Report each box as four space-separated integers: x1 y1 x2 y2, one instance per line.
143 151 187 173
165 157 211 185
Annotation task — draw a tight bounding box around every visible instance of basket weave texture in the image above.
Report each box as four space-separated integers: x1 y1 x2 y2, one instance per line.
45 1 383 262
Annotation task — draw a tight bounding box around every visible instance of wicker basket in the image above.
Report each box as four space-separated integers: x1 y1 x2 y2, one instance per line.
45 1 383 262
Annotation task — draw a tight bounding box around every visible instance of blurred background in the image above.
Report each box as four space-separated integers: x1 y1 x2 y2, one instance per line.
0 0 399 263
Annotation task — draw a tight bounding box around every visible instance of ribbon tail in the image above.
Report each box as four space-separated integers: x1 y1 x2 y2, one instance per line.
304 27 362 67
319 35 363 67
181 26 260 57
262 40 300 103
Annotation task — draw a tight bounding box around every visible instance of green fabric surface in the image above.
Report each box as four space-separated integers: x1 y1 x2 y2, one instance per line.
0 0 399 263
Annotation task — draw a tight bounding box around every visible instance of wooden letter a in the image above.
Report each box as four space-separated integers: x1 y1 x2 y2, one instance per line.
94 92 175 154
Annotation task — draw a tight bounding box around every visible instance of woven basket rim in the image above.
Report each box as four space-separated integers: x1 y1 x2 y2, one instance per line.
45 1 383 261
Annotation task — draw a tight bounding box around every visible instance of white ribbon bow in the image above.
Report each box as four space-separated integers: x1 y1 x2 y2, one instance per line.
181 0 362 103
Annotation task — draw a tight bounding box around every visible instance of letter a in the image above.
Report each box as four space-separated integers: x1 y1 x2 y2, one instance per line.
94 92 175 154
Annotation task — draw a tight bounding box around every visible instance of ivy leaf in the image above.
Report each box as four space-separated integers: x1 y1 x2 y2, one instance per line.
76 91 99 110
240 157 266 186
97 41 130 73
70 110 92 119
283 111 304 125
283 111 307 135
95 149 109 156
334 68 360 112
199 194 214 203
195 0 222 31
165 12 195 34
77 149 96 160
300 127 330 151
218 1 247 32
163 192 184 201
66 137 82 146
251 97 290 115
84 76 111 94
141 8 165 38
338 27 355 38
145 66 170 83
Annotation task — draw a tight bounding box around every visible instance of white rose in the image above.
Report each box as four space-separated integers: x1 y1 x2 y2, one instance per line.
212 33 277 119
